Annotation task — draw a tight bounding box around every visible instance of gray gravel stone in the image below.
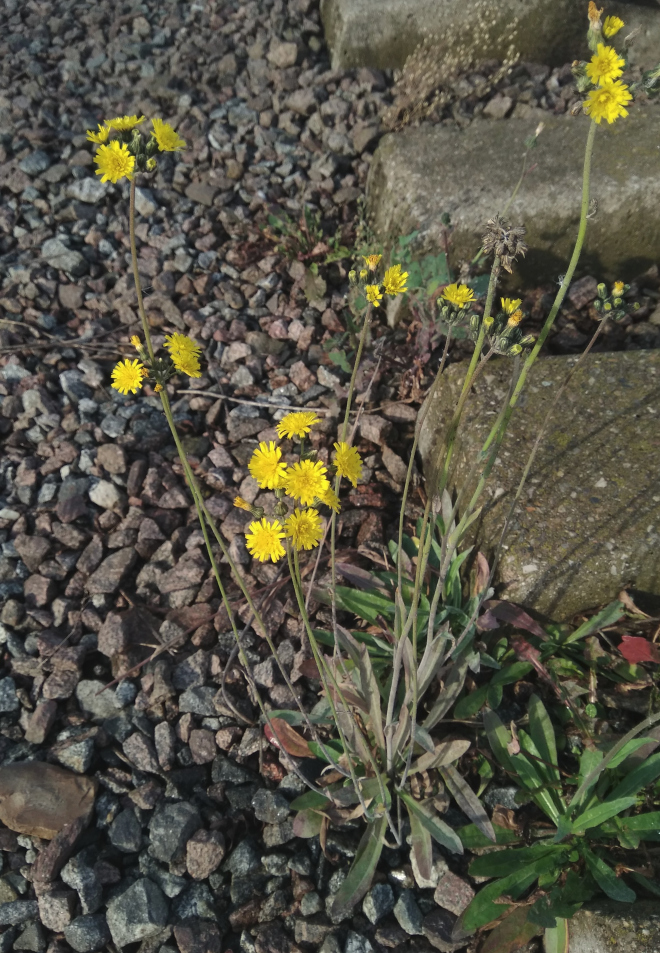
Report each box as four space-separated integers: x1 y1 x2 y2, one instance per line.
41 238 86 277
0 678 19 713
224 839 262 876
251 789 290 823
106 879 168 948
148 801 202 863
64 915 112 953
60 852 103 915
344 932 373 953
363 883 395 924
0 902 39 926
109 808 142 853
67 178 107 204
393 889 424 935
19 151 50 175
75 680 121 720
134 187 158 216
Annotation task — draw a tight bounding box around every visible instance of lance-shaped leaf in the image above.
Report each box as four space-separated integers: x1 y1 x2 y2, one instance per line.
407 801 433 885
565 600 624 644
337 626 386 754
293 809 324 838
582 849 636 903
264 717 312 758
411 738 471 774
440 763 495 843
571 797 637 834
424 651 469 729
543 917 569 953
399 791 463 854
461 851 561 931
330 815 387 918
528 694 559 783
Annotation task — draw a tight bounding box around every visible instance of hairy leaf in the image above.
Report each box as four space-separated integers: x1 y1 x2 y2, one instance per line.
400 791 463 854
330 816 387 917
289 790 332 811
469 844 564 879
458 823 521 849
441 763 495 842
607 752 660 800
461 854 559 931
424 651 469 728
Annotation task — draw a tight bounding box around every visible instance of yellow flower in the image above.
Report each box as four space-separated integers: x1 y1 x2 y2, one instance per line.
86 123 110 144
154 383 163 393
164 333 202 358
245 518 286 563
234 496 251 511
612 280 625 296
333 442 362 488
360 269 368 279
152 117 186 152
284 460 330 506
501 297 522 315
442 283 476 308
507 309 524 328
383 264 409 296
276 411 320 440
248 442 288 490
130 335 141 349
321 486 341 514
586 44 625 86
584 80 632 123
363 254 382 271
111 359 145 396
366 285 383 307
106 114 145 131
171 351 201 378
285 508 323 551
94 141 135 184
603 15 624 38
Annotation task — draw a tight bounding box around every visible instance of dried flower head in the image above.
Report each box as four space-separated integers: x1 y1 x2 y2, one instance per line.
482 215 528 273
588 2 603 29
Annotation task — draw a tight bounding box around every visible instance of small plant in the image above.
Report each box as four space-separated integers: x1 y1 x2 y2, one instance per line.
459 695 660 948
262 203 351 267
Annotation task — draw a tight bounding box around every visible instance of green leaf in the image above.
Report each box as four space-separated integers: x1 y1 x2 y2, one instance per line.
628 870 660 898
564 601 624 644
469 844 563 879
606 752 660 800
606 737 655 770
292 809 324 838
267 708 332 726
400 791 463 854
454 684 489 718
329 586 396 624
289 790 332 811
528 695 560 782
458 823 521 849
483 710 516 773
440 764 495 843
571 797 637 833
307 739 344 763
328 349 352 374
407 803 433 884
598 810 660 835
330 816 387 917
582 849 636 902
461 854 560 931
543 918 569 953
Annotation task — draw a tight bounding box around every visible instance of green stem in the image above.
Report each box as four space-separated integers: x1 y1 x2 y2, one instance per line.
129 179 155 364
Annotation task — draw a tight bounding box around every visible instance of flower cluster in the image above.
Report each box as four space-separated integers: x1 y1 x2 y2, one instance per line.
110 332 202 397
469 296 535 357
238 412 363 563
580 10 633 124
435 283 479 330
86 114 186 184
349 255 409 308
593 280 640 322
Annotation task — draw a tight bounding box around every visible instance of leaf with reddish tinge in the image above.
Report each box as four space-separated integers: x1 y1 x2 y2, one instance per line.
484 600 548 640
618 636 660 664
480 905 543 953
264 717 312 758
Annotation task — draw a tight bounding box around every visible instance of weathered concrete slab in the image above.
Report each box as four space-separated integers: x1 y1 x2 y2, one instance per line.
320 0 583 71
569 899 660 953
417 350 660 621
321 0 660 72
367 110 660 283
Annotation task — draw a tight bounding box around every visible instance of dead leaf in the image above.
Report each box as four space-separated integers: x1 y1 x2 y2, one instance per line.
263 718 312 758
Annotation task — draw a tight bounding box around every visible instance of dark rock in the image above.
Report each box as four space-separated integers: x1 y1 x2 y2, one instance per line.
106 879 168 948
108 808 142 853
63 915 111 953
362 883 395 924
86 547 136 594
149 801 202 863
173 921 222 953
252 789 291 823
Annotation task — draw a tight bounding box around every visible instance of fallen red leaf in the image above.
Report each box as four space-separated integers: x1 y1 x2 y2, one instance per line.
618 636 660 664
264 717 313 759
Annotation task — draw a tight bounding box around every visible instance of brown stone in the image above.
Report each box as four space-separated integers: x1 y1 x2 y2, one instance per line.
58 285 84 310
24 700 58 744
96 445 127 475
173 921 222 953
433 871 475 917
188 730 217 765
32 816 89 883
13 535 51 573
24 575 57 608
0 763 96 840
185 829 226 880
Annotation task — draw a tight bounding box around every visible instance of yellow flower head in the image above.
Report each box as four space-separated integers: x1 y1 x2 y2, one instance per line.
584 80 632 123
106 114 145 131
383 264 409 296
245 518 286 563
285 460 330 506
321 486 341 514
507 309 524 328
501 297 522 315
276 411 321 440
130 335 141 349
586 44 625 86
442 283 476 308
171 352 201 378
285 508 323 551
152 117 186 152
234 496 251 511
333 442 362 488
154 383 163 393
612 280 625 296
248 442 288 490
86 123 110 144
164 333 202 358
588 2 603 28
603 15 624 38
111 359 145 396
94 140 135 184
363 254 382 271
365 285 383 308
360 269 368 279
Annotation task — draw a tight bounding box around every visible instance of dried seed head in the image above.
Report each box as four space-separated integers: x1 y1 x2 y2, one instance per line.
482 215 528 273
